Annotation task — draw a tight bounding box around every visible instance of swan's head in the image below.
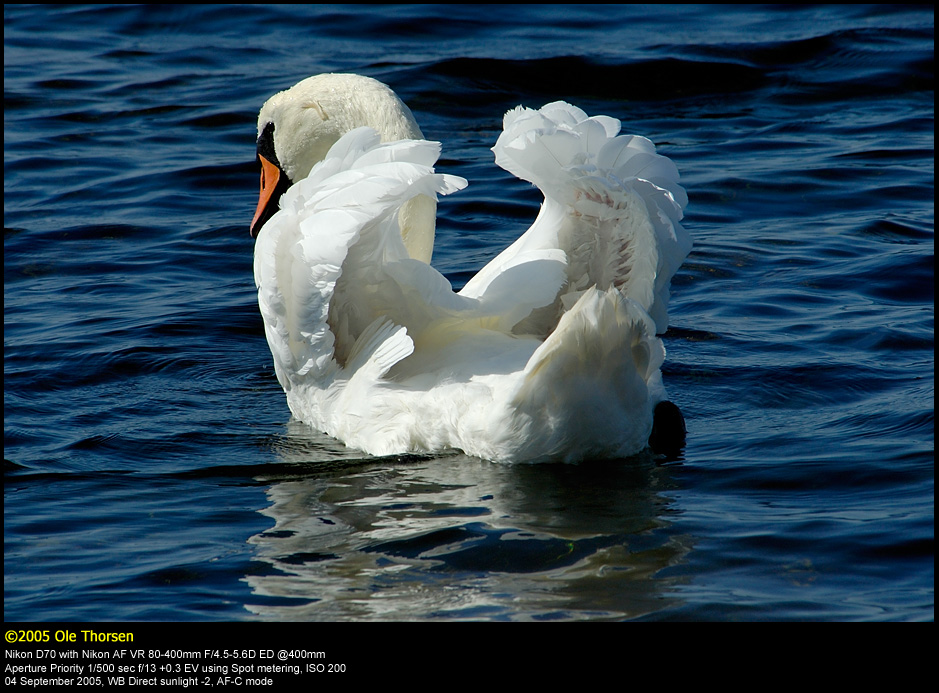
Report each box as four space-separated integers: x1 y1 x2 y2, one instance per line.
250 73 425 238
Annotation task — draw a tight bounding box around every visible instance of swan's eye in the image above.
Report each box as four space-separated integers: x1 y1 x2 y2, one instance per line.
257 121 278 166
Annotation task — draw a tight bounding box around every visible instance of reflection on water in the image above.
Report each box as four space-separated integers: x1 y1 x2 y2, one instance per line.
244 422 691 620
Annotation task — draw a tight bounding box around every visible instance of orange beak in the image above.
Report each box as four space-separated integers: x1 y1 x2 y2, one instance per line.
250 153 284 238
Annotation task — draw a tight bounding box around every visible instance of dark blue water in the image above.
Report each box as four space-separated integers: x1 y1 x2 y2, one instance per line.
5 5 933 621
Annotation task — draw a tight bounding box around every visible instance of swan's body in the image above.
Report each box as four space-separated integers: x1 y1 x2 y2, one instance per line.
251 74 691 462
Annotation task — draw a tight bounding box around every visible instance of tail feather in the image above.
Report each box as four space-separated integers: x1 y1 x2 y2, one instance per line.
510 287 666 461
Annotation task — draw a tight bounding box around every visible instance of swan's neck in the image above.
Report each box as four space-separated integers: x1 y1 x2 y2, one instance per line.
269 74 439 263
399 195 437 264
339 86 437 264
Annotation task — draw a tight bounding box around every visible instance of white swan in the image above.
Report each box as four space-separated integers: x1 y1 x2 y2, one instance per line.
250 74 691 462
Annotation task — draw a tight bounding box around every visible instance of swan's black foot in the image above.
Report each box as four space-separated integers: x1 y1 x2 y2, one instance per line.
648 401 686 457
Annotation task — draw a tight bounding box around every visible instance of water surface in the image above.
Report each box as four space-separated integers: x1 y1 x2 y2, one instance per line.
4 4 933 621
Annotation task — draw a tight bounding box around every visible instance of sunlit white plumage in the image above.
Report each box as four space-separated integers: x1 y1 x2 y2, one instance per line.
252 74 690 462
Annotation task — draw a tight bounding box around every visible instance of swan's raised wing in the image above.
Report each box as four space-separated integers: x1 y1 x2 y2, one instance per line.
253 127 466 390
461 102 691 335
